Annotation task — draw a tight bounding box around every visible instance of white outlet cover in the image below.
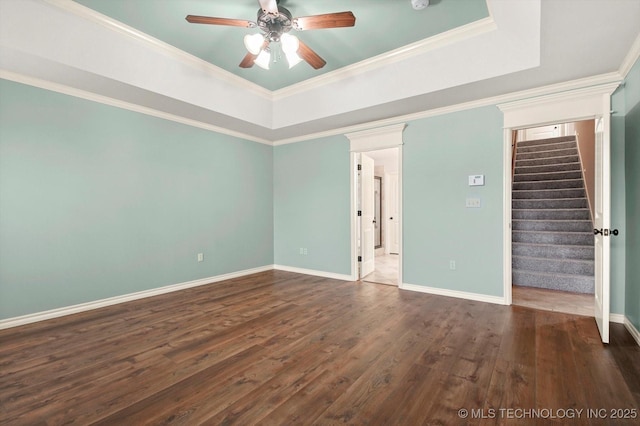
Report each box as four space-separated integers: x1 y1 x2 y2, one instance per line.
466 198 481 208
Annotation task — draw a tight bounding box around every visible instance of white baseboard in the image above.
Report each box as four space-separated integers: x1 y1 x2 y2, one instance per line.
624 317 640 347
400 282 507 305
0 265 274 330
273 264 353 282
610 313 625 324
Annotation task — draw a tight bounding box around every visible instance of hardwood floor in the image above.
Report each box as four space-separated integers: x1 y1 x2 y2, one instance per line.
1 270 639 425
513 285 594 317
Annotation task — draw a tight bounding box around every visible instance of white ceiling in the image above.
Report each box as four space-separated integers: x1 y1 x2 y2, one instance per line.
1 0 639 144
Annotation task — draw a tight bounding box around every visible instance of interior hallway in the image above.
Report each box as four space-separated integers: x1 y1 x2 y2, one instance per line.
363 253 399 286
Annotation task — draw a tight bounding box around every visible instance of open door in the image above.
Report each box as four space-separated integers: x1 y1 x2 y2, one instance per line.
593 115 611 343
359 153 375 278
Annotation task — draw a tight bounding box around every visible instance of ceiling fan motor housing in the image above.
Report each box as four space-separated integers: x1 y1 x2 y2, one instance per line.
256 6 292 42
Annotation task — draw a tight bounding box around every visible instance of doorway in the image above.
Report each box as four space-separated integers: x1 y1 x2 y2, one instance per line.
499 82 619 343
511 121 596 317
357 148 400 286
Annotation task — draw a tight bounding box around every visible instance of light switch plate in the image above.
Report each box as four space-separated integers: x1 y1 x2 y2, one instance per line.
469 175 485 186
466 198 481 208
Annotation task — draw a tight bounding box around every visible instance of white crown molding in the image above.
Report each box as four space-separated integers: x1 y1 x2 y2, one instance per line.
0 265 274 330
0 69 273 146
400 283 507 306
346 123 406 152
619 31 640 79
43 0 273 100
272 16 497 100
275 72 624 146
273 265 352 282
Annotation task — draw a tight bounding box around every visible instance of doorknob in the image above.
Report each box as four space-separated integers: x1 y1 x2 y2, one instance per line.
594 228 619 236
389 217 393 220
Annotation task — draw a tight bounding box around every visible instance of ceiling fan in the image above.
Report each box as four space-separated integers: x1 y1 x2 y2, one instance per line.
186 0 356 70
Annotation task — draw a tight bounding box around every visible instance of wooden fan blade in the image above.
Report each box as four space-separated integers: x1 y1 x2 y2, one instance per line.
185 15 255 28
297 40 326 69
239 40 269 69
258 0 278 15
239 52 257 68
293 11 356 31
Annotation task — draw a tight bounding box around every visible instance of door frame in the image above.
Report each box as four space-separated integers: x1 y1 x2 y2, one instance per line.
498 82 620 339
346 124 405 282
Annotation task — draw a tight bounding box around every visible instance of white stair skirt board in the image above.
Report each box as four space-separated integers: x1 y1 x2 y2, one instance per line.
400 283 507 306
273 265 353 282
0 265 274 330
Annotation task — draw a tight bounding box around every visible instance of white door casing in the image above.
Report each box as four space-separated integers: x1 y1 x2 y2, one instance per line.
347 124 405 283
360 153 376 278
498 82 619 342
387 172 400 254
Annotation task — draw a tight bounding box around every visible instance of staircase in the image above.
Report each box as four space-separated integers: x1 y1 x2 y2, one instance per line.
512 135 594 294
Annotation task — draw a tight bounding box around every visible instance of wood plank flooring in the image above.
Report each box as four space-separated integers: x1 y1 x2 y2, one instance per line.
1 270 639 425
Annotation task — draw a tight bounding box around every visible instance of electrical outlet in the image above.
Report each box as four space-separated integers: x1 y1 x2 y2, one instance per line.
449 260 456 270
299 248 304 255
197 253 204 262
303 248 308 255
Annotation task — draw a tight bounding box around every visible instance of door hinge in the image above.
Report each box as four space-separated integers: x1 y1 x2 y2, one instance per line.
357 164 362 171
358 256 362 262
357 210 362 216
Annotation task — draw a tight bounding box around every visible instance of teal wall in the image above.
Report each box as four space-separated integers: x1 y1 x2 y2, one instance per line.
403 106 505 297
0 79 273 319
624 58 640 331
273 137 351 275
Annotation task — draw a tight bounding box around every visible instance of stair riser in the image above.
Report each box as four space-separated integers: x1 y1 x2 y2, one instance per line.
514 171 582 182
513 231 593 246
518 141 577 153
516 136 576 148
513 243 594 260
516 155 580 167
513 256 594 275
512 270 594 294
512 220 592 232
515 163 581 174
513 189 586 199
517 148 578 160
512 209 590 220
513 198 588 209
513 179 583 190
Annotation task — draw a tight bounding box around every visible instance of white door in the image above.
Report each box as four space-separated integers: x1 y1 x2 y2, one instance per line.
524 124 561 140
360 153 375 278
387 172 400 254
593 115 610 343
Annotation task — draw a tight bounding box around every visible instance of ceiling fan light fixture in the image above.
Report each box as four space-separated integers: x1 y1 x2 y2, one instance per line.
281 33 299 54
244 33 265 54
285 51 303 68
254 48 271 69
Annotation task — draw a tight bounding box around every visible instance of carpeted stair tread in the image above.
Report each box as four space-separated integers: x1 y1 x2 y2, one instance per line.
512 255 594 275
517 147 578 160
516 154 580 167
513 230 593 245
516 135 576 147
518 141 579 153
514 162 581 175
512 219 592 232
512 198 588 209
513 208 590 220
512 242 594 260
512 188 586 199
512 270 594 293
513 179 584 190
514 170 583 181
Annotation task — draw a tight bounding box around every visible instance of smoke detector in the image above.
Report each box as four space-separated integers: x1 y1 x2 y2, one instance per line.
411 0 429 10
